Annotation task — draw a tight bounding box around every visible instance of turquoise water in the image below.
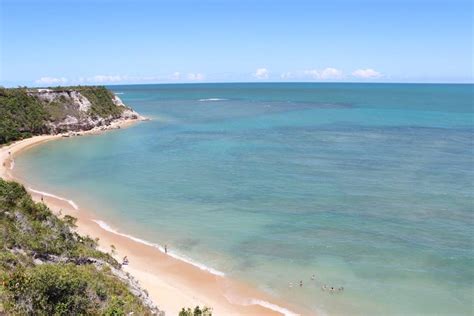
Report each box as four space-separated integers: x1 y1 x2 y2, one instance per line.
16 83 473 315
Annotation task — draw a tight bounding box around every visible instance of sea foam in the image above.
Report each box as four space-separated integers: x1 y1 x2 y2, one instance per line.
198 98 227 101
249 299 300 316
92 219 226 277
27 187 79 210
94 218 299 315
223 291 300 316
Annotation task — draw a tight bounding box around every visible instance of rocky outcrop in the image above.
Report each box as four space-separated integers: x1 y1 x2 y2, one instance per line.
27 88 144 134
34 89 92 112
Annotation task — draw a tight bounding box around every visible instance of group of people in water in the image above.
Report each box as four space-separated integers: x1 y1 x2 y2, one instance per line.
321 285 344 293
289 274 345 294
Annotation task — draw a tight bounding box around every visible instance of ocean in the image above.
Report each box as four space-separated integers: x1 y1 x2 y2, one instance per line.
15 83 473 315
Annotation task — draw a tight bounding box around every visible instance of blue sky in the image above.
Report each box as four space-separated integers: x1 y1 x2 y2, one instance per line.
1 0 472 86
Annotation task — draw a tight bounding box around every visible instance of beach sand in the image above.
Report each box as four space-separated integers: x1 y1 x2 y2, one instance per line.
0 120 308 316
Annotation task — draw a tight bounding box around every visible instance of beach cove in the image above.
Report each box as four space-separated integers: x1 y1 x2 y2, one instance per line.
0 122 306 316
5 83 474 315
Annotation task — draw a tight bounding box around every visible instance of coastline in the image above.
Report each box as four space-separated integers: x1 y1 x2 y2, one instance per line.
0 120 309 316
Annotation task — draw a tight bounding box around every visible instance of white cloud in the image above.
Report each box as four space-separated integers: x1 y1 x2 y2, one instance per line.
319 67 343 79
187 73 205 81
171 72 181 80
303 67 343 80
352 68 382 79
36 72 208 85
253 68 269 80
35 77 68 85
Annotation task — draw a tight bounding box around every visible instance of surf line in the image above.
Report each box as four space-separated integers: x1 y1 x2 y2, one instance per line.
92 220 301 315
27 187 79 210
92 219 225 277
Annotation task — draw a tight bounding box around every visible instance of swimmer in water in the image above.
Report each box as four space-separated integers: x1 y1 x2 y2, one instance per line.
299 280 303 287
311 274 315 280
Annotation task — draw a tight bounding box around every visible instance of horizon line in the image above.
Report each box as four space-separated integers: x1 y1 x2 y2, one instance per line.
2 81 473 89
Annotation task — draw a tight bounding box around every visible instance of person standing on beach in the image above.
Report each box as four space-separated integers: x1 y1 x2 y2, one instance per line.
164 245 168 254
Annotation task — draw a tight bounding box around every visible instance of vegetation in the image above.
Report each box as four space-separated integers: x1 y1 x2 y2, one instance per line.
77 86 124 118
0 87 49 144
0 179 156 315
179 306 212 316
0 86 126 145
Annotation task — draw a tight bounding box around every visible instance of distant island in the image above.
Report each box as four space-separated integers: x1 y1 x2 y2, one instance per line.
0 86 144 144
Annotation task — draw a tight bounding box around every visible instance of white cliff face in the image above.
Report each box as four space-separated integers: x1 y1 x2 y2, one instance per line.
114 95 142 120
112 95 126 107
28 88 143 134
33 89 92 112
62 115 79 125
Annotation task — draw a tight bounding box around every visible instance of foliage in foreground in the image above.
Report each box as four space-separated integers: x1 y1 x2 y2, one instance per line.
179 306 213 316
0 179 154 315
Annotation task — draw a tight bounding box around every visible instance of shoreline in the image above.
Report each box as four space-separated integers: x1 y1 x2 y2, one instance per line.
0 121 309 316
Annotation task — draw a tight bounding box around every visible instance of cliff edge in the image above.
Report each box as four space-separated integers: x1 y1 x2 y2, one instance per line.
0 86 144 144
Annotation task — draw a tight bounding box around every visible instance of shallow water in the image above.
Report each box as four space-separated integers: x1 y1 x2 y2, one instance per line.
16 83 474 315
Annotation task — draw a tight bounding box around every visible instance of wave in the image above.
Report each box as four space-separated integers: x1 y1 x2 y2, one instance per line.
198 98 227 102
249 299 300 316
92 219 226 277
95 219 302 315
27 187 79 210
114 92 124 95
224 291 300 316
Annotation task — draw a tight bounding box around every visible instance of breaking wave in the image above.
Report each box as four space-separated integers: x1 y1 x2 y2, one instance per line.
27 187 79 210
92 219 226 277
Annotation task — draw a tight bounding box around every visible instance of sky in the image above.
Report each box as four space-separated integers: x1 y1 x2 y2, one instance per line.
0 0 472 86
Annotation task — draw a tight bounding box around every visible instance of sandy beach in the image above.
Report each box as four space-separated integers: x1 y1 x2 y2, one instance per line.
0 121 308 316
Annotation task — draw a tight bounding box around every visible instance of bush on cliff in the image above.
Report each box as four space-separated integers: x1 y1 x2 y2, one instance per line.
0 87 49 144
179 306 213 316
0 86 126 145
0 179 156 315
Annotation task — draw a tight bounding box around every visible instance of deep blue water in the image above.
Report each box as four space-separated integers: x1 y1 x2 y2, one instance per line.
16 83 474 315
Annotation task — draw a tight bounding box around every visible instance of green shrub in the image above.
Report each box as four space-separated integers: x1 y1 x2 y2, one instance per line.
0 179 155 315
0 86 125 144
0 87 48 144
179 306 213 316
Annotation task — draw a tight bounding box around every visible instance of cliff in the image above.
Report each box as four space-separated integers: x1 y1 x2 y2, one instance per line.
0 86 143 144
